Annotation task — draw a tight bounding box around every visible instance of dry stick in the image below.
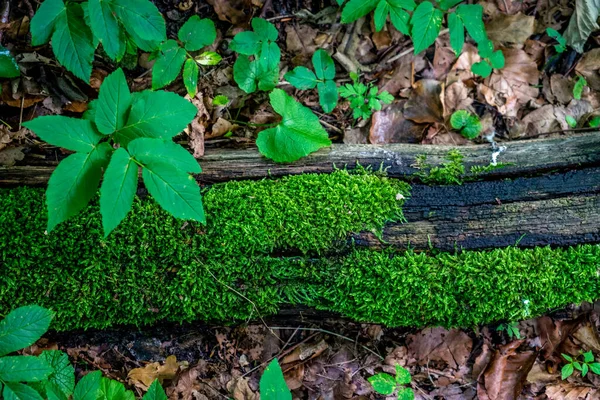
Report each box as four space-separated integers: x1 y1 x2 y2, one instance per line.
387 29 450 64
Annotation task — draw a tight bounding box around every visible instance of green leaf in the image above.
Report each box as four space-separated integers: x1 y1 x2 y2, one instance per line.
374 1 390 32
3 382 43 400
182 59 199 98
46 143 112 231
30 0 65 46
563 0 600 53
0 306 52 357
455 4 487 43
257 42 280 92
114 90 198 147
229 31 262 55
462 115 482 139
73 371 102 400
285 67 318 90
46 382 68 400
51 3 95 82
99 148 138 236
478 38 494 59
256 89 331 163
313 49 335 80
317 80 338 113
259 359 291 400
194 51 222 66
395 365 411 385
152 40 187 90
252 18 278 42
388 0 416 11
583 352 595 363
589 116 600 127
472 61 492 77
178 16 216 51
88 0 125 61
129 138 200 174
0 357 53 382
143 381 167 400
38 351 75 398
127 29 161 52
562 354 574 362
95 68 132 135
573 361 583 371
582 363 589 377
0 46 20 78
397 387 415 400
23 116 103 152
141 162 205 223
410 2 444 54
438 0 464 10
573 76 587 100
389 5 411 35
589 362 600 375
377 90 394 104
448 12 464 56
233 56 258 93
451 111 470 129
488 50 505 69
566 115 577 128
368 373 396 395
546 27 567 51
111 0 165 44
98 377 135 400
213 95 229 106
561 363 574 380
341 0 379 23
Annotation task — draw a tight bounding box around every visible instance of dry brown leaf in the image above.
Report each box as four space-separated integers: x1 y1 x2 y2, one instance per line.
64 101 88 113
285 24 318 63
571 321 600 352
495 0 521 14
545 383 600 399
551 75 575 104
486 13 535 44
343 126 369 144
380 54 426 96
432 47 456 80
576 49 600 90
370 102 426 144
372 31 392 50
406 327 472 370
226 377 259 400
535 317 580 362
0 147 25 166
404 79 444 124
445 81 473 116
128 355 179 390
477 340 536 400
447 43 480 85
207 118 233 139
184 93 210 158
520 104 565 135
206 0 250 25
281 339 328 364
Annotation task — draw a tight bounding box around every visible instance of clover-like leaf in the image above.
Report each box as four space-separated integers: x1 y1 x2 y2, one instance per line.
229 31 261 55
252 18 278 42
368 373 396 395
410 2 443 54
462 115 482 139
397 387 415 400
256 89 331 163
450 110 470 129
178 16 216 51
395 365 411 385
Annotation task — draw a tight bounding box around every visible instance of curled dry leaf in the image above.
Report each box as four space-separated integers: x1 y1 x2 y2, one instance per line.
406 327 472 370
477 340 536 400
447 44 480 85
403 79 445 124
128 355 180 390
370 102 426 144
550 75 575 104
184 93 211 158
486 13 535 45
226 377 259 400
207 0 251 25
575 48 600 90
380 54 427 96
444 81 473 116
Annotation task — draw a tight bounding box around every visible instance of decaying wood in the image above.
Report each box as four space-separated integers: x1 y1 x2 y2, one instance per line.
1 132 600 185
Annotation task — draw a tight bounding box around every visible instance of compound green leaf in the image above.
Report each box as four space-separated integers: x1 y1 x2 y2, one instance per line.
590 362 600 375
178 16 216 51
114 90 197 147
437 0 463 10
471 60 492 77
561 363 574 380
388 0 416 11
374 1 390 32
488 50 505 69
152 40 187 90
395 365 411 385
456 4 486 43
259 359 291 400
213 95 229 106
317 80 338 113
229 31 261 55
112 0 165 43
73 371 102 400
341 0 379 23
38 351 75 398
30 0 65 46
98 377 135 400
0 46 20 78
88 0 125 61
313 49 335 80
0 356 53 383
259 41 281 74
143 381 167 400
46 143 112 232
233 56 258 93
51 3 95 82
256 89 331 163
141 162 205 223
100 148 138 236
285 67 318 90
23 116 103 152
583 351 594 363
252 18 278 42
129 138 200 173
0 306 52 357
573 76 587 100
377 90 394 104
368 373 396 395
3 382 43 400
96 68 132 135
397 387 415 400
450 110 470 129
478 38 494 59
183 58 199 97
127 29 161 52
389 5 411 35
448 12 464 56
411 2 443 54
46 381 68 400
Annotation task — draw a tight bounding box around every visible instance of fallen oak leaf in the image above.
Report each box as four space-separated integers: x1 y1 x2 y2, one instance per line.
127 355 180 390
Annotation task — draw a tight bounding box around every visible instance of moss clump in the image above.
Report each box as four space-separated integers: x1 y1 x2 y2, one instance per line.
414 150 465 185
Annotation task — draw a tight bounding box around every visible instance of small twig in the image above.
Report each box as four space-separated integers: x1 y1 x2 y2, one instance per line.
387 29 449 64
19 96 25 130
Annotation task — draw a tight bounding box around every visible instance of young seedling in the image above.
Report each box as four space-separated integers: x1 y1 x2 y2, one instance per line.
259 359 291 400
24 68 204 237
450 110 482 139
565 115 577 128
562 352 600 379
573 76 587 100
368 364 414 399
339 73 393 120
497 322 521 339
212 95 230 106
0 46 20 78
340 0 416 35
230 18 280 93
285 49 338 113
472 38 505 78
151 16 219 97
546 28 567 53
589 116 600 128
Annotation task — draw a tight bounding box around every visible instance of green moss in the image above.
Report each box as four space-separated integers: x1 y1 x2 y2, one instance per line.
414 150 465 185
1 171 599 331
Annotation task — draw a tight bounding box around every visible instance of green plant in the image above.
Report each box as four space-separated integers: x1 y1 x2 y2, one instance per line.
414 149 465 185
30 0 166 82
151 16 218 97
589 116 600 128
230 18 280 93
23 68 203 236
285 49 338 113
259 359 291 400
470 162 513 175
450 110 481 139
339 74 393 120
0 46 20 78
566 115 577 128
472 38 505 78
573 76 587 100
368 365 413 398
497 322 521 339
256 89 331 162
561 352 600 379
339 0 415 35
213 95 230 106
547 27 567 53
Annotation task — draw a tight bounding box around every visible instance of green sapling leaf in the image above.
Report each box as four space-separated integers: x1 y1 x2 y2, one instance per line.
213 95 229 106
3 382 44 400
395 365 411 385
561 363 574 379
472 60 492 77
229 31 262 55
389 4 411 34
252 18 278 42
450 110 470 129
0 356 53 383
88 0 126 61
178 16 216 51
73 370 102 400
368 373 396 395
0 306 53 357
143 381 167 400
411 2 444 54
195 51 222 66
573 76 587 100
546 27 566 53
152 40 187 90
462 115 482 139
285 67 319 89
30 0 66 46
455 4 486 43
23 117 104 152
317 80 339 113
313 49 335 80
95 68 132 135
448 12 465 56
565 115 577 128
341 0 379 24
183 58 199 97
489 50 505 69
589 116 600 128
111 0 166 44
374 1 390 32
37 351 75 398
397 387 415 400
233 56 258 93
583 351 594 363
